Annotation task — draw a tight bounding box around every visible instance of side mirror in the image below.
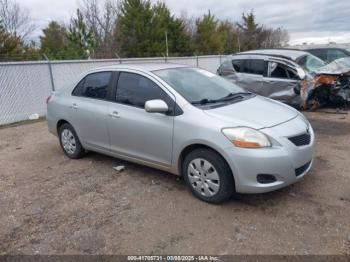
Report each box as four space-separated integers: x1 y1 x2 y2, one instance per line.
145 99 169 113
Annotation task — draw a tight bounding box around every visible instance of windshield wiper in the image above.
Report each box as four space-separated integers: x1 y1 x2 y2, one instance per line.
216 92 253 102
191 92 253 105
191 98 218 105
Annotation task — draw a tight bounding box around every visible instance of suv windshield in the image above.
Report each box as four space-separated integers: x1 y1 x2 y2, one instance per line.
153 67 252 105
297 55 325 73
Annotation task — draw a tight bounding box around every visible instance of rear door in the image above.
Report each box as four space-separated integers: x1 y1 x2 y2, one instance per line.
228 59 246 87
236 58 266 93
262 61 300 102
107 71 176 167
69 71 113 150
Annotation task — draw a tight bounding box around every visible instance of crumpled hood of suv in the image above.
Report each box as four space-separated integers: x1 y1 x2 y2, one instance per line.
203 96 298 129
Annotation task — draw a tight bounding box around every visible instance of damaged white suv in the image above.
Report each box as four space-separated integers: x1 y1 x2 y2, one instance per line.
217 49 323 109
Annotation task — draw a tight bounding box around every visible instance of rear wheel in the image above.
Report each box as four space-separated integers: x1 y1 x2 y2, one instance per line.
182 148 235 204
58 123 86 159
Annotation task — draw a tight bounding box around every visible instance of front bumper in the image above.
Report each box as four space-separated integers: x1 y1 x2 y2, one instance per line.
223 116 315 194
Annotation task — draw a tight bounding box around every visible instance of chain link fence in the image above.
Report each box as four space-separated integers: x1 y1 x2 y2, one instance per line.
0 55 224 125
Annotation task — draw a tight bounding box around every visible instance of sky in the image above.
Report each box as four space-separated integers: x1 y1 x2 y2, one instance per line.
17 0 350 45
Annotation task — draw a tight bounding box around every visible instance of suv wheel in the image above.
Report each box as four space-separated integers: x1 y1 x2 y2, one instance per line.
58 123 86 159
183 148 235 204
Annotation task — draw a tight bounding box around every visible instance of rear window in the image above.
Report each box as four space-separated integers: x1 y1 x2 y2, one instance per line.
232 59 266 75
232 60 245 72
82 72 112 100
72 72 112 100
247 59 266 75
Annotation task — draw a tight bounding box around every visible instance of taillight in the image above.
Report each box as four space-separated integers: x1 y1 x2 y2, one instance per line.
46 95 52 104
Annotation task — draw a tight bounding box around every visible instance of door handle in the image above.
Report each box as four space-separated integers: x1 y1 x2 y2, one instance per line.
109 111 120 118
70 103 78 109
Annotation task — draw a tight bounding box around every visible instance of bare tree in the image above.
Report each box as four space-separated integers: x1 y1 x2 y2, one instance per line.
78 0 119 58
0 0 35 40
258 26 290 49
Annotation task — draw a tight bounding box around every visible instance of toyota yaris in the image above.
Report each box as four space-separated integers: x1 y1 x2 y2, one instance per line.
47 63 315 203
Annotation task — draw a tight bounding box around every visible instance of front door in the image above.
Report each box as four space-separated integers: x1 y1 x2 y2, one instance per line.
107 71 175 166
262 61 299 103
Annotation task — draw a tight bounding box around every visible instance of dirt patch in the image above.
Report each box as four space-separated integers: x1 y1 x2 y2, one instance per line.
308 117 350 136
0 112 349 255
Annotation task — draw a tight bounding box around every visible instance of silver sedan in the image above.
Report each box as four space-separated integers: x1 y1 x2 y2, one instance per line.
47 63 315 203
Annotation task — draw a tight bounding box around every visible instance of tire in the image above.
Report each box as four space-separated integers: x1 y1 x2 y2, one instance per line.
58 123 86 159
182 148 235 204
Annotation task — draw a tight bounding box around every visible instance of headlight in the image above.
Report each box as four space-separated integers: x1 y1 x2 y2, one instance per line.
222 127 271 148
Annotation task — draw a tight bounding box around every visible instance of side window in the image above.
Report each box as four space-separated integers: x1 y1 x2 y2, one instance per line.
81 72 112 100
72 79 85 96
269 63 299 80
327 49 347 62
286 67 299 80
232 60 245 72
269 62 289 79
116 72 174 110
245 59 266 75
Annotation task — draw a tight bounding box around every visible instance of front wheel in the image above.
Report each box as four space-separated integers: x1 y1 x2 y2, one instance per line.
182 148 235 204
58 123 86 159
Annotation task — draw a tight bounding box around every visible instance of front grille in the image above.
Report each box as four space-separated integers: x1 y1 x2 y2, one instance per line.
295 161 311 177
288 133 311 146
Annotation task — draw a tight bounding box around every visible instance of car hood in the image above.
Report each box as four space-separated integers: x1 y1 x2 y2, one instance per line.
314 57 350 75
203 96 298 129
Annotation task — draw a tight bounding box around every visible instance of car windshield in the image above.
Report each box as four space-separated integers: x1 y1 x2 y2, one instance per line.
153 67 249 104
297 54 326 73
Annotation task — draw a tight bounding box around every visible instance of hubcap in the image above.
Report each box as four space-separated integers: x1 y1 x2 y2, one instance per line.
61 129 76 155
187 158 220 197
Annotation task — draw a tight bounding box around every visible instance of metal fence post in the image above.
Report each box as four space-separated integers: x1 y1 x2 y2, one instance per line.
44 54 55 91
196 56 199 67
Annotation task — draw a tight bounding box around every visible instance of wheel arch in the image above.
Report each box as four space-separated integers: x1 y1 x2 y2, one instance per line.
177 143 235 181
56 119 71 134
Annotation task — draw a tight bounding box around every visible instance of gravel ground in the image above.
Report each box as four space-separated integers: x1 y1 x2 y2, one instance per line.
0 111 349 255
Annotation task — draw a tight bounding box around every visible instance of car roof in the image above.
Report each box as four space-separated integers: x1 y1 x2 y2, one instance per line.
88 62 189 73
237 49 310 60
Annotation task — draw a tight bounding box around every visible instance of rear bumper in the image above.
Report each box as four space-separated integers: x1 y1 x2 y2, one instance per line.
223 116 315 194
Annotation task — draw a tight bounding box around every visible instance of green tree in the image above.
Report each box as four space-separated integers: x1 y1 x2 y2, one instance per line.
67 9 96 59
167 17 193 56
0 20 23 61
40 21 70 59
21 40 41 60
194 11 224 55
237 11 262 51
217 20 239 54
116 0 154 57
116 0 193 57
150 2 192 56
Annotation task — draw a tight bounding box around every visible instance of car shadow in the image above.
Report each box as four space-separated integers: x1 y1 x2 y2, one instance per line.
83 151 308 208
